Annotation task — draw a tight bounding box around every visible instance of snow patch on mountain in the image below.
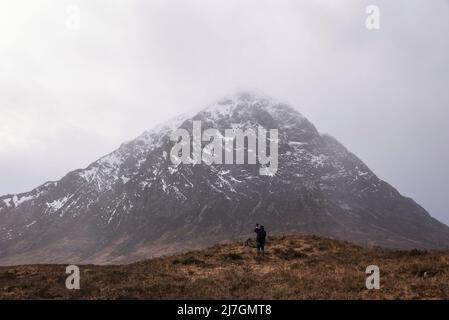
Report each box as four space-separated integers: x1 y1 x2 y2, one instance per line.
99 152 124 168
2 199 11 207
46 196 69 212
25 220 37 228
310 154 328 168
2 191 44 208
80 166 99 183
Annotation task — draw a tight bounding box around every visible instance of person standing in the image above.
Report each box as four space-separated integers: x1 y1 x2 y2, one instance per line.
254 224 267 256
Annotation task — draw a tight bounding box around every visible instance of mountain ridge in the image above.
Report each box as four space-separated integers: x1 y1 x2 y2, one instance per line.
1 92 449 265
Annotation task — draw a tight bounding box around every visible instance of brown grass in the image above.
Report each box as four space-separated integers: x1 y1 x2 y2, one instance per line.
1 234 449 299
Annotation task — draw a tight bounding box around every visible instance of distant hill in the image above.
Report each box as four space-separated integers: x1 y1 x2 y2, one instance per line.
1 234 449 299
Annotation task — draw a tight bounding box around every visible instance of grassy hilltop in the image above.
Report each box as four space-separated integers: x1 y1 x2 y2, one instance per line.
1 234 449 299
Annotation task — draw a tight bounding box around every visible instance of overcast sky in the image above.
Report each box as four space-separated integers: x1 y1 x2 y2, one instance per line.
1 0 448 224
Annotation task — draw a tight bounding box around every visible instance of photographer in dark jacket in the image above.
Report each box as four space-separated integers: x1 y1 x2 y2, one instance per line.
254 224 267 256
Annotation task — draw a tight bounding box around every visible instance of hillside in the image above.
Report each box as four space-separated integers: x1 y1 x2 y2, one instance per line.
1 234 449 299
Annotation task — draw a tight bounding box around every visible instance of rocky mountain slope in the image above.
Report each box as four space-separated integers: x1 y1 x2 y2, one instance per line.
1 92 449 265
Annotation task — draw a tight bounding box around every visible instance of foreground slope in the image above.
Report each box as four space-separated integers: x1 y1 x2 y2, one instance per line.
1 92 449 265
1 234 449 299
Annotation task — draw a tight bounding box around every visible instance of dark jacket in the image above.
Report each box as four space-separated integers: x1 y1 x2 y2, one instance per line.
254 228 267 243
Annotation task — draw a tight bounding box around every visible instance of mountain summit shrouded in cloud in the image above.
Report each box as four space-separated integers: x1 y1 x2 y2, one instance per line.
2 1 449 226
1 92 449 265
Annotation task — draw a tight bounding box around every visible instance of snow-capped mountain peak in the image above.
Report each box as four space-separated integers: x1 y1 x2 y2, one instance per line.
1 93 449 265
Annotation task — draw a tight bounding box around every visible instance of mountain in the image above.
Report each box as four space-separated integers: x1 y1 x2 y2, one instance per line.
1 92 449 265
2 234 449 299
